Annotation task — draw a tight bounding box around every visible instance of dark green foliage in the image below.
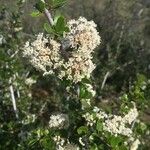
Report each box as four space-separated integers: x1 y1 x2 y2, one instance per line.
35 0 46 13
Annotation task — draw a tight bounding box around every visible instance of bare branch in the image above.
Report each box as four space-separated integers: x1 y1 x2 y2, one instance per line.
101 72 110 90
44 8 54 26
9 78 19 119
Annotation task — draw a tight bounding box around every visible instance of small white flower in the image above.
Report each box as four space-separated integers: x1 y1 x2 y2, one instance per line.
0 34 5 45
130 139 140 150
85 83 96 97
123 102 138 124
49 113 68 129
82 112 95 126
93 106 100 112
14 27 23 32
53 135 65 150
79 137 85 146
25 77 36 86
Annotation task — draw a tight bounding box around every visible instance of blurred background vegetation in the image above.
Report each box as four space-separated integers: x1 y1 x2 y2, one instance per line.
0 0 150 149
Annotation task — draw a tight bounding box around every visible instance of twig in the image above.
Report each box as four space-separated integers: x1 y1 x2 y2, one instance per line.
9 78 19 119
101 71 110 90
44 8 54 26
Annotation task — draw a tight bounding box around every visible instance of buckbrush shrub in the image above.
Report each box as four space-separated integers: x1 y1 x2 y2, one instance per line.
1 0 149 150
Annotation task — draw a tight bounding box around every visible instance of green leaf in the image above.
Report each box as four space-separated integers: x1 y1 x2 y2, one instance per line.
110 136 122 148
54 14 61 25
30 10 41 17
55 16 65 32
35 0 46 12
77 126 88 135
79 84 93 99
44 23 54 33
52 15 69 35
96 120 103 132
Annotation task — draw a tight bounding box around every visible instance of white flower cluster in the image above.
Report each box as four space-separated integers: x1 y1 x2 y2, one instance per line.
49 113 68 129
60 17 101 82
53 135 79 150
103 115 133 137
23 33 63 76
59 55 96 83
65 17 101 54
23 17 101 83
82 112 96 126
83 104 138 137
